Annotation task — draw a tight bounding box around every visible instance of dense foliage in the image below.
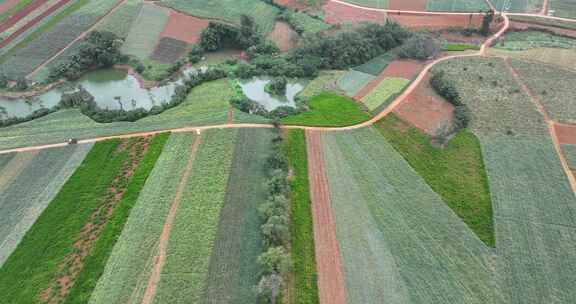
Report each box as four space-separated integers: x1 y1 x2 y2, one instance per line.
398 34 442 60
430 70 471 132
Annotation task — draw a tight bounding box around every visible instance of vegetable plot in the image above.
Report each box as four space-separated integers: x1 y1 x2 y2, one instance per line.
121 3 170 59
360 77 409 111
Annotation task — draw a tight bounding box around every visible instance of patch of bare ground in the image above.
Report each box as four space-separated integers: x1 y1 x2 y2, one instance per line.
268 21 299 52
40 136 153 304
305 130 346 304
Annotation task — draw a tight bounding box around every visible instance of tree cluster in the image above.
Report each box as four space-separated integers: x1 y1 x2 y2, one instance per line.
430 70 471 132
266 77 287 95
398 33 442 60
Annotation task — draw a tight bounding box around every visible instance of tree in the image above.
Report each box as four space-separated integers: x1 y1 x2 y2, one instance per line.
398 33 442 60
266 77 287 95
258 246 290 275
257 274 283 304
480 10 494 36
0 73 8 89
237 14 262 49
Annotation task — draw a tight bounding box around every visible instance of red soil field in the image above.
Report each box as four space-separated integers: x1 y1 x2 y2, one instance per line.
388 12 483 30
0 0 73 49
0 0 19 14
268 21 298 52
305 130 347 304
554 123 576 145
394 74 454 135
510 21 576 39
0 0 44 32
275 0 308 10
160 11 209 44
323 1 387 24
388 0 427 11
354 60 423 100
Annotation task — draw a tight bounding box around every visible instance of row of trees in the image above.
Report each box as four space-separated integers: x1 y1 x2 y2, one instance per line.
429 70 471 132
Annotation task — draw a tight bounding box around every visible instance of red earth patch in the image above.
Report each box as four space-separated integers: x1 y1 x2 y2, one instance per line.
0 0 19 15
160 11 209 44
323 1 387 25
388 0 427 11
394 74 454 135
268 21 298 52
555 123 576 145
388 12 483 30
354 60 423 100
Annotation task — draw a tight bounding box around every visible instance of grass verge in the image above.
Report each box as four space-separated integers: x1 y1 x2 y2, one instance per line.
283 129 319 304
375 114 494 246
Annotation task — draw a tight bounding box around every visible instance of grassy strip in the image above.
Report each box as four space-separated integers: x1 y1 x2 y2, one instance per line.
445 43 480 51
375 114 494 246
62 133 169 304
283 129 319 304
0 139 126 303
282 92 370 127
0 0 35 23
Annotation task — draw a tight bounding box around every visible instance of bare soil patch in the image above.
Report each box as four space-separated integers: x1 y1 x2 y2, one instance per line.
323 1 387 25
0 0 19 14
388 0 427 11
394 74 454 135
305 130 346 304
160 11 209 44
388 13 483 30
268 21 298 52
555 123 576 145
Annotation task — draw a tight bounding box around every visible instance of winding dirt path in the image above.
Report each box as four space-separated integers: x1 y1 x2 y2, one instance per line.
540 0 549 15
305 130 347 304
140 133 201 304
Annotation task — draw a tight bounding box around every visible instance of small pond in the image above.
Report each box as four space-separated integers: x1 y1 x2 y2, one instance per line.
238 77 305 111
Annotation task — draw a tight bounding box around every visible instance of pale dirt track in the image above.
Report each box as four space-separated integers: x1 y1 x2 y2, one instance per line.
305 130 347 304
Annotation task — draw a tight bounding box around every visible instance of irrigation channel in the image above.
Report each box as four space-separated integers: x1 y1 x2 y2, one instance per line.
0 68 304 119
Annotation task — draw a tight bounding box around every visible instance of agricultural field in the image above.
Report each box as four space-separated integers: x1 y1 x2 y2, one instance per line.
95 0 142 39
488 47 576 70
121 3 170 60
297 70 346 100
321 127 493 303
339 0 389 9
550 0 576 19
509 15 576 30
159 0 279 34
336 69 377 97
360 77 409 111
426 0 489 12
510 59 576 123
282 10 332 34
352 53 394 76
149 37 188 64
0 144 92 266
562 144 576 168
495 30 576 50
492 0 543 12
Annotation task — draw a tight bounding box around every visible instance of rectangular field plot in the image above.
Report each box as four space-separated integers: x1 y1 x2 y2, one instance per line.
492 0 543 12
121 3 170 59
338 0 389 9
426 0 489 12
361 77 409 111
322 127 493 304
337 70 376 97
352 53 394 76
96 0 143 39
551 0 576 19
149 37 188 64
562 144 576 169
0 144 92 266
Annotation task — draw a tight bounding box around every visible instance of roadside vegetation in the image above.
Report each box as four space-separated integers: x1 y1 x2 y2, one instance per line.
376 114 494 246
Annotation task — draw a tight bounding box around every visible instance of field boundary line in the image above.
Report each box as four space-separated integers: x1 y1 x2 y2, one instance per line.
140 133 202 304
305 130 347 304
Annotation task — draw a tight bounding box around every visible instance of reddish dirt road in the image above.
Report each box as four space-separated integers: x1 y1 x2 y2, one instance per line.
141 133 201 304
305 130 347 304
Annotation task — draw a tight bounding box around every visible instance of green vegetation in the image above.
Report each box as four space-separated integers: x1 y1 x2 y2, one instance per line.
278 10 331 35
95 0 143 39
562 144 576 169
427 0 489 11
297 70 345 100
121 3 170 59
337 70 376 96
551 0 576 19
495 30 576 50
282 92 370 127
322 127 493 303
445 43 480 51
0 0 35 23
376 114 494 246
361 77 409 111
89 133 196 303
63 134 168 304
352 53 394 76
0 139 129 303
339 0 388 9
283 129 319 304
0 144 93 266
492 0 543 12
509 15 576 30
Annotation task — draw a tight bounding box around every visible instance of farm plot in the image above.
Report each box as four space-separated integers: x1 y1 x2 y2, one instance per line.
322 127 493 304
281 10 331 34
121 3 170 60
494 30 576 50
160 0 279 34
0 144 92 266
562 144 576 168
339 0 388 9
0 137 159 303
149 37 188 64
322 1 387 25
388 0 427 11
360 77 409 111
0 0 121 78
88 133 196 304
202 129 273 303
337 70 377 97
160 10 209 44
509 15 576 30
268 21 298 52
426 0 489 11
0 0 63 41
550 0 576 19
0 152 15 173
95 0 143 39
432 57 548 137
487 47 576 71
0 0 21 18
510 59 576 124
352 53 394 76
297 70 346 99
0 80 254 151
555 123 576 144
480 136 576 303
388 13 484 29
491 0 543 12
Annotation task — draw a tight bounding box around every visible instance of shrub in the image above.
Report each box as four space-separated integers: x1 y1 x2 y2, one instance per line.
398 34 442 60
266 77 287 95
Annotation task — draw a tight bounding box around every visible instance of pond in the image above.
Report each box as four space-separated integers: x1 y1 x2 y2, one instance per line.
238 77 305 111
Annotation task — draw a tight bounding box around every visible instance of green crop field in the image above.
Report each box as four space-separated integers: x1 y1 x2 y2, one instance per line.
550 0 576 19
510 59 576 124
284 129 319 304
322 127 493 303
495 30 576 50
0 0 35 23
340 0 388 9
297 70 346 100
427 0 489 12
284 10 332 34
360 77 409 111
160 0 279 34
202 129 272 303
96 0 143 39
337 69 377 97
0 80 266 151
282 92 370 127
352 53 394 76
492 0 543 12
509 15 576 29
121 3 170 59
0 144 92 266
562 144 576 168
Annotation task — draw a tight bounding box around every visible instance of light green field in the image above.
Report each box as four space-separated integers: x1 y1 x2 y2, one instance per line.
361 77 409 111
297 70 346 100
495 31 576 50
121 3 170 59
492 0 543 12
551 0 576 19
322 127 493 303
337 70 376 97
96 0 143 39
562 144 576 169
340 0 388 9
427 0 489 11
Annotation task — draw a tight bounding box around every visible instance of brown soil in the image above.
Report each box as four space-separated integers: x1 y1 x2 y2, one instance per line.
323 1 387 25
160 11 209 44
394 74 454 135
0 0 44 32
554 123 576 145
388 0 427 11
305 130 347 304
40 136 152 304
388 13 484 30
268 21 299 52
141 133 201 304
227 106 234 124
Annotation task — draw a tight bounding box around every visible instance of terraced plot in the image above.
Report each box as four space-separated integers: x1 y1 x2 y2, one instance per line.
321 127 493 304
352 53 394 77
563 144 576 169
339 0 389 9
